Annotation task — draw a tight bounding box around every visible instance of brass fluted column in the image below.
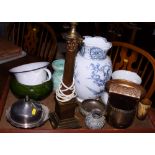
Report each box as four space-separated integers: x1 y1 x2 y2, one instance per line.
62 22 81 90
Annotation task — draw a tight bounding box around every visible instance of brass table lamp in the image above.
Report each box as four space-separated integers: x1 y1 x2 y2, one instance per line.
49 23 82 129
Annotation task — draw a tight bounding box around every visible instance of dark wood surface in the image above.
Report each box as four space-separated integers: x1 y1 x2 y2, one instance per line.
0 56 155 133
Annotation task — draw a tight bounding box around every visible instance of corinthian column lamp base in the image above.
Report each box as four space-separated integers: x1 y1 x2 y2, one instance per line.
49 98 81 129
49 112 81 129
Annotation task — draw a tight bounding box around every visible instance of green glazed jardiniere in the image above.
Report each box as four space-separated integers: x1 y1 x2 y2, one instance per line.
10 78 53 101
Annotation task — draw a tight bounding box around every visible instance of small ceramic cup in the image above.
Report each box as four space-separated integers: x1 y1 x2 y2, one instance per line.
85 108 106 129
137 98 152 120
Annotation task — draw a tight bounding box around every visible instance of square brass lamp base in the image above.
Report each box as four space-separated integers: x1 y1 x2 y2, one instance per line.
49 98 81 129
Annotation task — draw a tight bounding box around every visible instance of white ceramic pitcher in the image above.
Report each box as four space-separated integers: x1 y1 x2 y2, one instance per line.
74 36 112 102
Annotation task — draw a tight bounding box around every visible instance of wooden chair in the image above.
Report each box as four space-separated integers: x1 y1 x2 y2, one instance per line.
6 22 57 61
108 41 155 99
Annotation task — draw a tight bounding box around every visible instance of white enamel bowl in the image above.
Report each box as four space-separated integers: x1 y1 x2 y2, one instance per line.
112 70 142 85
9 62 52 86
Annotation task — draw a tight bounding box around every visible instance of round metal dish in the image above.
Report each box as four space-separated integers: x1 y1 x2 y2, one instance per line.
79 99 105 117
6 104 49 128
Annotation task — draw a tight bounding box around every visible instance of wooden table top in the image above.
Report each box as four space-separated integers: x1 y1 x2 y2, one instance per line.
0 55 155 133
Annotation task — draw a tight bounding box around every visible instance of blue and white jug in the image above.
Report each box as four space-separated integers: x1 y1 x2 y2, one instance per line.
74 36 112 102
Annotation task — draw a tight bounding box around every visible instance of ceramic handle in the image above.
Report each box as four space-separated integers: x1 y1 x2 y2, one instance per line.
101 91 109 105
43 68 52 82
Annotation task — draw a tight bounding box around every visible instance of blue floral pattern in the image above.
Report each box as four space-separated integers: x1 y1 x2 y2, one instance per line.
90 47 105 59
88 63 112 87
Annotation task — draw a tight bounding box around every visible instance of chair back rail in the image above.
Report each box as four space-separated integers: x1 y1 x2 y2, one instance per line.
109 41 155 98
7 22 57 61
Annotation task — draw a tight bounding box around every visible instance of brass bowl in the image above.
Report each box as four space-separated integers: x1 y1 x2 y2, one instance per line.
79 99 105 116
